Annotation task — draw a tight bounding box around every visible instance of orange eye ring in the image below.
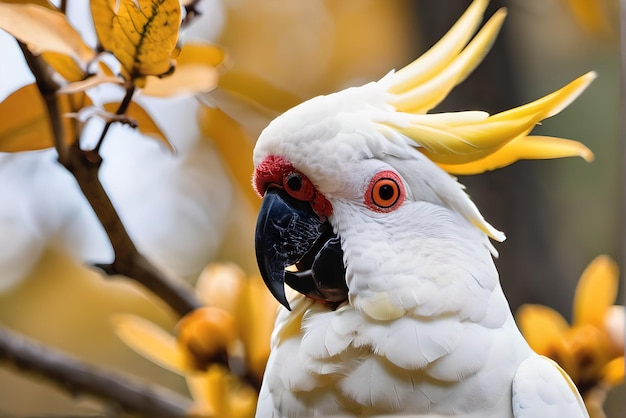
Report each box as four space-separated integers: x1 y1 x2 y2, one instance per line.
365 171 405 212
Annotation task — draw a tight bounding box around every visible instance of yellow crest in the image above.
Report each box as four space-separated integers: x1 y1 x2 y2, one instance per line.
381 0 594 175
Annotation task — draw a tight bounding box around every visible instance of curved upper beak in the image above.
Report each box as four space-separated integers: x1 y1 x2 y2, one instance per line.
254 188 348 310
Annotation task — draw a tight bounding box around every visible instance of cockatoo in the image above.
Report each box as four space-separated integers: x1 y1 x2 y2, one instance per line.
252 0 593 416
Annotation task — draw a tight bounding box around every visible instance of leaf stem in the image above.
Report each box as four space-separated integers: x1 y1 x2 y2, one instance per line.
17 42 201 317
0 325 192 416
93 84 136 154
182 0 202 26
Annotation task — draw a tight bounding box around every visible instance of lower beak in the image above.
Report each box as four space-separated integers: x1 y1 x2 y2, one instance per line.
255 188 348 310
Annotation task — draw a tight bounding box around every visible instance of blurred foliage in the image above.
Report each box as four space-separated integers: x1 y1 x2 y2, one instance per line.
517 255 624 418
0 0 622 416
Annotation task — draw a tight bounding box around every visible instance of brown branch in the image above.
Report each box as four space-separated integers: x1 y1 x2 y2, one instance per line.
17 41 68 161
16 43 202 318
182 0 202 27
94 84 136 154
0 326 192 417
60 142 202 317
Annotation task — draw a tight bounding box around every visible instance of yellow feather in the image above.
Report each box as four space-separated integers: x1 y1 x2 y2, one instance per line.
389 0 490 95
388 7 506 113
385 72 596 165
435 135 593 175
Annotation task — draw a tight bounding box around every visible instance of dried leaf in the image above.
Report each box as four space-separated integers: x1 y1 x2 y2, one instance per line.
90 0 116 53
142 43 225 97
41 52 86 82
0 3 94 68
66 106 137 126
0 84 89 152
59 72 125 94
0 84 51 152
0 0 55 9
93 0 182 78
103 101 174 152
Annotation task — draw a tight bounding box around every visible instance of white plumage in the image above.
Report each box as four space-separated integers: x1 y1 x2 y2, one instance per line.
252 0 592 416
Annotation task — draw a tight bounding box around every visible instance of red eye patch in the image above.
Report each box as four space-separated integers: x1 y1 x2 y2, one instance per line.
253 155 333 218
253 155 289 197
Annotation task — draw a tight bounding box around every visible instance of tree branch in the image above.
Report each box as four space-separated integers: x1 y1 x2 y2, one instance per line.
17 41 68 161
182 0 202 26
60 142 202 317
16 43 202 318
0 326 192 417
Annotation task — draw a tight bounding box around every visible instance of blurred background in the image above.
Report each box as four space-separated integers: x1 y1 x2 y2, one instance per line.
0 0 622 416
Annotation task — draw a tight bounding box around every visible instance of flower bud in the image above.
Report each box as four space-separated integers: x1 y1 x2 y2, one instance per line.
176 307 237 370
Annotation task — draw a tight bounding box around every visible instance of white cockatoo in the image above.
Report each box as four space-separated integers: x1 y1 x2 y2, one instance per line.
252 0 593 416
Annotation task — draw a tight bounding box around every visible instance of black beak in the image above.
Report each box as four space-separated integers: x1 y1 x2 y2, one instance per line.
255 188 348 310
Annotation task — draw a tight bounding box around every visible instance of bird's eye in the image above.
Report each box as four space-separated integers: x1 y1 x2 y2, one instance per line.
283 171 314 201
365 170 405 212
286 173 302 191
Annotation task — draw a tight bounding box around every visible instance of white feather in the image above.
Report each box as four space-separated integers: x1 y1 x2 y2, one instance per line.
512 356 589 418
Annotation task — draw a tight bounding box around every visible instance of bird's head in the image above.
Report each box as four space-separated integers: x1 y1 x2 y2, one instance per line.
252 0 594 318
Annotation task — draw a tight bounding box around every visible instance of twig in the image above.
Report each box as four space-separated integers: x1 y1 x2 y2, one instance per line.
17 41 68 161
93 84 136 154
0 326 192 417
16 45 202 318
182 0 202 26
61 141 202 317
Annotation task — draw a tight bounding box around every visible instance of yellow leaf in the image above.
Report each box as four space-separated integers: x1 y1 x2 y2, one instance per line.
236 275 278 379
198 107 259 210
516 304 570 355
600 356 625 386
90 0 116 53
573 255 619 327
0 84 88 152
0 3 94 69
0 0 55 9
142 43 225 97
41 51 87 82
0 84 52 152
102 101 174 152
217 70 303 113
96 0 182 78
186 366 257 418
112 314 191 374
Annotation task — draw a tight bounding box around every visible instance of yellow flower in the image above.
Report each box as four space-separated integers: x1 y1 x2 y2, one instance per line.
517 255 624 418
113 263 278 417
